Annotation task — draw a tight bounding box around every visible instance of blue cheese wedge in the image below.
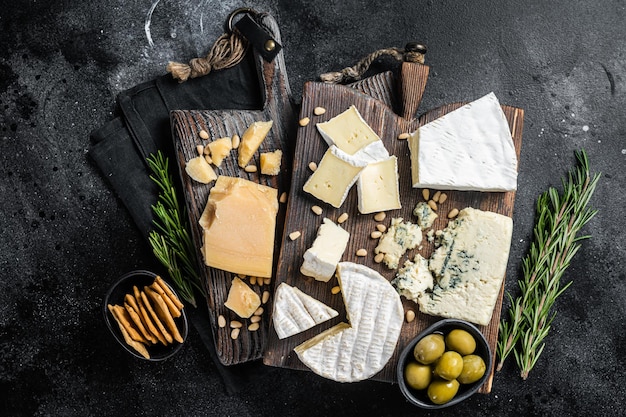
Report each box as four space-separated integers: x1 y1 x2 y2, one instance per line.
417 207 513 326
408 92 518 192
300 218 350 282
272 283 339 339
356 156 401 214
374 218 422 269
413 201 438 229
391 254 434 303
294 262 404 382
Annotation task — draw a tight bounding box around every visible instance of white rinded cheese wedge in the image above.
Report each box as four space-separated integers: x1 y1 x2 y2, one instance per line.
295 262 404 382
409 92 518 192
300 218 350 282
302 146 364 208
272 283 339 339
418 207 513 326
316 105 381 155
356 155 401 214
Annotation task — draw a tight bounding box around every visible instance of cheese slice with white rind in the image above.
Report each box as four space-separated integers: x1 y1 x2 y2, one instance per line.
272 283 339 339
294 262 404 382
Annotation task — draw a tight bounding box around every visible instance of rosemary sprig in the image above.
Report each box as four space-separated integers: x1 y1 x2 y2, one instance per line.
497 149 600 379
146 151 206 307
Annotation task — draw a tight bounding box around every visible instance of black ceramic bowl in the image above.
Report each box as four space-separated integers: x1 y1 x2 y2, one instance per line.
103 270 188 361
396 318 493 409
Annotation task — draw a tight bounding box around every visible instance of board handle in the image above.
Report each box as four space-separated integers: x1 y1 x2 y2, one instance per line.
398 60 430 120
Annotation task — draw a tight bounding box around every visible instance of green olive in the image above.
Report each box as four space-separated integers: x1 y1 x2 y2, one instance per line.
458 354 486 384
413 333 445 365
427 379 460 405
445 329 476 355
434 351 464 380
404 361 432 390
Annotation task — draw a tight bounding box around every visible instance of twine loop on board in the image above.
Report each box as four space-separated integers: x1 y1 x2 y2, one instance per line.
319 42 427 84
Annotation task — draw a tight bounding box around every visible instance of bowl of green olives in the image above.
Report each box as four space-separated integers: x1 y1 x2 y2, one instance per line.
396 319 493 409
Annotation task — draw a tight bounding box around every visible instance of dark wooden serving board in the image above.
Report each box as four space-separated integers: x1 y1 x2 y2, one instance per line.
170 14 297 365
263 62 524 394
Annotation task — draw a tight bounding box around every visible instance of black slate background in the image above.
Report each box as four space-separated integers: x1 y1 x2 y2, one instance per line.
1 0 625 416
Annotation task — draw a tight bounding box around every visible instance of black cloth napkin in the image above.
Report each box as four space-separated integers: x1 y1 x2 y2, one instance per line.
89 49 277 394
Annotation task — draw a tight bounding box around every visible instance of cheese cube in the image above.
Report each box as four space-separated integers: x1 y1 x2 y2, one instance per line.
316 105 381 155
300 218 350 282
184 156 217 184
238 120 273 167
302 146 364 208
409 92 518 192
260 149 283 175
207 137 232 167
199 176 278 278
224 277 261 318
356 156 401 214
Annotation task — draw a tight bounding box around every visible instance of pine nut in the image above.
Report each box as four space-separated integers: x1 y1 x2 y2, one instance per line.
370 230 383 239
230 320 243 329
374 252 385 263
428 199 438 211
262 290 270 304
250 315 262 323
254 307 264 316
432 191 441 203
314 106 326 115
356 248 367 257
263 277 271 285
376 224 387 233
331 286 341 295
397 132 410 140
230 328 240 339
248 322 260 331
196 145 204 156
250 276 257 285
199 129 209 140
231 134 240 149
374 212 386 222
422 188 430 201
405 310 416 323
299 117 310 127
311 205 323 215
337 212 349 224
308 161 317 171
279 191 288 203
244 165 257 173
439 193 448 204
237 274 246 279
289 231 301 241
204 155 213 164
447 208 459 219
203 146 211 155
218 315 226 328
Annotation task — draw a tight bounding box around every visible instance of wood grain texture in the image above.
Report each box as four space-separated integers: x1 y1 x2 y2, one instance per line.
263 62 524 394
170 13 297 365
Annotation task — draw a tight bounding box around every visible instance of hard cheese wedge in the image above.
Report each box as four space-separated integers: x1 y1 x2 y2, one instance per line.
302 146 364 208
238 120 273 167
294 262 404 382
272 283 339 339
300 218 350 282
199 176 278 278
356 155 401 214
408 92 518 191
418 207 513 326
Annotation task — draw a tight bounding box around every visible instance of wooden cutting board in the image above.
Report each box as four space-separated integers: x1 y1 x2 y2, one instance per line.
170 13 297 365
263 62 524 394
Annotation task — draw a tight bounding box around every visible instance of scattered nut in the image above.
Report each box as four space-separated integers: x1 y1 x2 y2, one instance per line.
244 165 257 173
231 134 241 149
356 248 368 257
311 205 323 215
428 199 438 211
230 328 240 340
374 252 385 263
397 132 410 140
289 231 302 241
313 106 326 115
250 315 262 323
199 130 209 140
433 191 442 203
447 208 459 219
299 117 310 127
279 191 288 203
337 212 349 224
204 155 213 165
374 212 386 222
376 224 387 233
405 310 416 323
370 230 383 239
250 276 257 285
263 277 271 285
230 320 243 329
218 315 226 328
439 193 448 204
262 290 270 304
331 286 341 295
196 145 205 156
254 307 264 316
422 188 430 201
248 323 260 331
308 161 318 171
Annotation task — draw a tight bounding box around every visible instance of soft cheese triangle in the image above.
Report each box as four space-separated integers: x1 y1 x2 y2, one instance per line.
294 262 404 382
418 207 513 326
272 283 339 339
409 92 518 191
